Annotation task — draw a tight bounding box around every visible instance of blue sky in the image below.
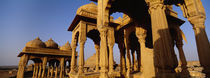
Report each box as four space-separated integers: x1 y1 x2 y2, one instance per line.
0 0 209 66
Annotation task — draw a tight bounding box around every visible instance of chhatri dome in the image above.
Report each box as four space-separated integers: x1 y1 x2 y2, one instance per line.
60 41 72 51
76 2 97 15
25 37 46 48
45 38 59 49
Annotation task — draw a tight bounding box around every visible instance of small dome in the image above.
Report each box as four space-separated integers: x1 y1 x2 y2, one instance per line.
26 37 46 48
45 38 58 49
76 2 97 15
60 41 72 51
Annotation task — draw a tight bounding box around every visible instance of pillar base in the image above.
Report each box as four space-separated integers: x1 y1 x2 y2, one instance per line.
140 48 156 78
156 72 177 78
108 70 114 75
126 71 131 78
78 68 84 76
95 69 99 72
68 72 78 78
100 72 108 78
179 69 190 78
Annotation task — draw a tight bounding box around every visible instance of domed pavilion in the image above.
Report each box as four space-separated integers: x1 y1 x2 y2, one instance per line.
17 37 76 78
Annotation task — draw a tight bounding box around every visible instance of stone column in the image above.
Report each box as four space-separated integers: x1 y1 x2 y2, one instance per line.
146 0 178 77
108 28 115 74
35 64 39 78
41 57 47 78
94 43 100 72
136 27 155 78
60 58 65 78
98 28 109 78
33 64 36 78
78 39 86 75
38 63 42 78
188 16 210 76
136 49 141 71
124 30 131 78
70 42 77 73
17 54 29 78
131 50 137 71
55 64 58 78
118 34 126 76
50 64 54 78
97 0 110 77
47 64 50 78
176 37 190 77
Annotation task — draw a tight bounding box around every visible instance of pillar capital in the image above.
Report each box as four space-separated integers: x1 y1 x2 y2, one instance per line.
79 41 86 46
95 44 100 49
79 39 86 46
146 0 165 13
98 27 108 35
188 15 206 29
145 0 164 5
136 27 147 46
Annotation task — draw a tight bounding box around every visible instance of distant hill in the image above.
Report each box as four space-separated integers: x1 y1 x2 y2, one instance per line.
0 66 18 70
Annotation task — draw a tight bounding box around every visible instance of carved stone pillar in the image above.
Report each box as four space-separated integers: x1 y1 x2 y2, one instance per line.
136 49 141 71
50 64 54 78
146 0 178 77
35 64 39 78
41 57 47 78
33 64 36 78
131 50 137 71
188 16 210 76
70 41 77 73
78 20 87 75
98 28 109 78
55 63 58 78
94 43 100 72
78 40 86 75
108 28 115 74
60 58 65 78
176 38 190 77
118 34 126 76
38 63 42 78
170 26 189 77
124 30 131 78
97 0 110 77
17 54 29 78
47 64 50 78
136 27 156 77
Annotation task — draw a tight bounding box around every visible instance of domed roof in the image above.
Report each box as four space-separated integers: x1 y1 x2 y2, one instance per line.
76 2 97 15
45 38 58 49
60 41 72 51
26 37 46 48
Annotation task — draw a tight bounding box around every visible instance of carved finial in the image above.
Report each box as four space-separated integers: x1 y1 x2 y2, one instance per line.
35 37 40 40
49 38 53 41
66 41 70 44
90 2 94 4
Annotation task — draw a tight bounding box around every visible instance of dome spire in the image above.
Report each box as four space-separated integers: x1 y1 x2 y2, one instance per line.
45 38 58 49
60 41 72 51
35 37 40 40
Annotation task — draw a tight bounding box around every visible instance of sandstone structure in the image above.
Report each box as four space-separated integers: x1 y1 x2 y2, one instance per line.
16 0 210 78
67 0 209 78
16 37 76 78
